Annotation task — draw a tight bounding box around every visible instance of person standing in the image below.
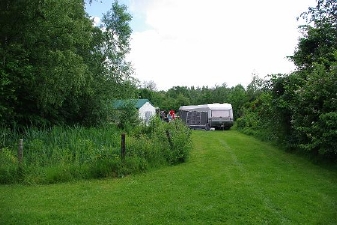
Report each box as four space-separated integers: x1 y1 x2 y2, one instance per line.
167 112 172 122
169 109 175 120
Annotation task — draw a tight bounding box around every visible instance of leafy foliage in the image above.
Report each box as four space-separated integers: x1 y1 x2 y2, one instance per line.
0 0 136 128
291 61 337 157
290 23 337 70
114 99 141 132
299 0 336 26
235 1 337 161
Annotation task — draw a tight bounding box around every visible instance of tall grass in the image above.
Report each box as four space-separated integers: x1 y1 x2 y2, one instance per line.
0 118 192 184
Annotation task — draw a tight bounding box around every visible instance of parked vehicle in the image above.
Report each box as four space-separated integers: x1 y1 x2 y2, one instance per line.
179 103 234 130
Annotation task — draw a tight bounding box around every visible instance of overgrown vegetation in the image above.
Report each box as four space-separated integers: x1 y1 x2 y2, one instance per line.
0 0 136 128
235 1 337 161
0 119 191 184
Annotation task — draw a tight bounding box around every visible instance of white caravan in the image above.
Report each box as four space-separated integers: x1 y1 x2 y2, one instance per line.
179 103 234 130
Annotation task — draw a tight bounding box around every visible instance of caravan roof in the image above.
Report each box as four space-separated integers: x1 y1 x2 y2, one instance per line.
179 103 232 112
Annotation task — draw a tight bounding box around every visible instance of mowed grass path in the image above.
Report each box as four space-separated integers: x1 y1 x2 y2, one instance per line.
1 130 336 224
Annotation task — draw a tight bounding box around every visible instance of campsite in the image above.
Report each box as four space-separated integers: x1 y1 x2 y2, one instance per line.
1 1 336 224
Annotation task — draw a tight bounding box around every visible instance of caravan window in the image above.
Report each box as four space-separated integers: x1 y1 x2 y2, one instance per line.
211 110 230 117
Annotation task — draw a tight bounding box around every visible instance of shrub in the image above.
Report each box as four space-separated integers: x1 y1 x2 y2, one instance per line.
0 119 192 184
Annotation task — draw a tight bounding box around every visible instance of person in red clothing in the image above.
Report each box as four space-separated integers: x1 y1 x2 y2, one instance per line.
169 109 175 120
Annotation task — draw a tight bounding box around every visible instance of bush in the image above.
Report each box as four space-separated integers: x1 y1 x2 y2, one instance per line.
0 119 192 184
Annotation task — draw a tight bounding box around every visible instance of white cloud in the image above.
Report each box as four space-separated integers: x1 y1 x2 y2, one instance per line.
86 0 317 90
90 16 101 26
126 0 317 90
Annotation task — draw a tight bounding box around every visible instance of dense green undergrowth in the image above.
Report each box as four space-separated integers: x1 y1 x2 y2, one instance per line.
0 118 191 184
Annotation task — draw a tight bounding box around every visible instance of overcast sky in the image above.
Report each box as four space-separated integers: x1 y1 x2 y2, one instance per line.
86 0 317 91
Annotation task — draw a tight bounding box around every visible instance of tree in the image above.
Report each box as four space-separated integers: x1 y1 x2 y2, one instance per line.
100 0 133 86
288 0 337 158
292 0 337 71
0 0 136 127
246 75 266 101
290 60 337 157
142 80 157 91
79 1 137 125
212 83 230 104
290 23 337 71
299 0 336 27
0 0 93 126
115 100 140 132
227 84 247 120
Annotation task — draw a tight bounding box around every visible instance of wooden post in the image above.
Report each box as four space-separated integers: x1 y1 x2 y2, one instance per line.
121 133 126 160
166 130 173 149
18 139 23 165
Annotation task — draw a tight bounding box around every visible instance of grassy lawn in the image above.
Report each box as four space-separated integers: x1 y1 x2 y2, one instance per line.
1 130 336 224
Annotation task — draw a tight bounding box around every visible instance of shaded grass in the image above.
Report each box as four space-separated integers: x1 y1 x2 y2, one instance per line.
1 130 336 224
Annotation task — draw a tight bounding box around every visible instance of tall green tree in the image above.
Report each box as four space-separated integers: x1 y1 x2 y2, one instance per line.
0 0 136 127
0 0 93 126
78 1 137 125
212 83 230 104
299 0 336 27
291 61 337 157
227 84 247 120
290 23 337 71
100 0 134 98
289 0 337 158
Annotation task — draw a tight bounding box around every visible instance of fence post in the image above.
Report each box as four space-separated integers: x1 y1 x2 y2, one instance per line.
18 139 23 165
121 133 126 160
